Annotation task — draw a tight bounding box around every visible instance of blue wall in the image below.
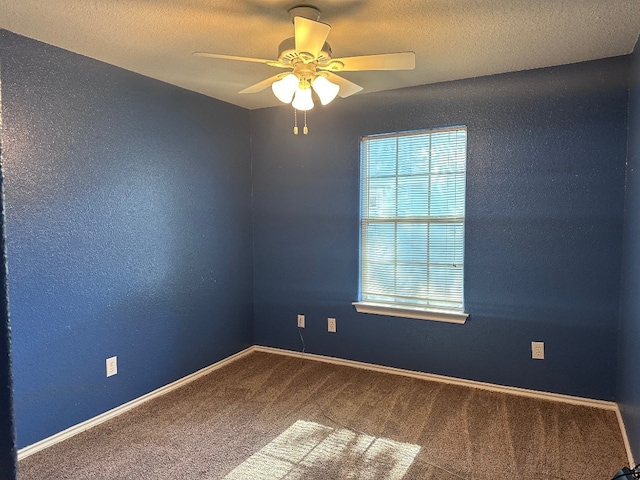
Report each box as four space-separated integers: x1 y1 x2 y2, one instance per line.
251 57 629 400
0 25 634 461
618 36 640 461
0 30 254 449
0 69 17 479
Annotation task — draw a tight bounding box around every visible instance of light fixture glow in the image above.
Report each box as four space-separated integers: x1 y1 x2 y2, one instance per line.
312 76 340 105
271 74 299 104
291 87 314 111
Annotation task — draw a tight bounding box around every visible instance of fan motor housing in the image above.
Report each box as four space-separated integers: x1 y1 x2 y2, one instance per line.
277 37 332 65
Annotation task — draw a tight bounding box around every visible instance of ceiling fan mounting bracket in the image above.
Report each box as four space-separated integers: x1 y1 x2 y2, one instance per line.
288 6 321 23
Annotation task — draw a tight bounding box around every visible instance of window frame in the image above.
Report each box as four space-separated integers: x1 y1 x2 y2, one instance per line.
353 126 469 324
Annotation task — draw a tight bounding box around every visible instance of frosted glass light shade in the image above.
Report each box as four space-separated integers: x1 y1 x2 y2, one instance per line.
312 76 340 105
271 74 299 104
292 87 314 111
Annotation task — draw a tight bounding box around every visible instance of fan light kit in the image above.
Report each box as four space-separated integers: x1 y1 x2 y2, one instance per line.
194 5 415 134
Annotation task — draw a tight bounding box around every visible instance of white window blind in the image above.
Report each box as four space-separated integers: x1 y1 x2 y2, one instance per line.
359 126 467 315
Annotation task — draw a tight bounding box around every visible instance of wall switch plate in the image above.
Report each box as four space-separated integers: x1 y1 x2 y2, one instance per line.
531 341 544 360
106 356 118 377
297 314 305 328
328 317 336 333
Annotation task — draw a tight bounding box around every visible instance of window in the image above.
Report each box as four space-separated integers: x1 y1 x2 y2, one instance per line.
354 126 468 324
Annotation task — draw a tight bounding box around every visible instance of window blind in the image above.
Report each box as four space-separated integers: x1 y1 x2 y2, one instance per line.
360 126 467 313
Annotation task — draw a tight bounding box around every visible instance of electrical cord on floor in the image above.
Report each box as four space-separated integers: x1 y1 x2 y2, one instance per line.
297 327 467 480
611 464 640 480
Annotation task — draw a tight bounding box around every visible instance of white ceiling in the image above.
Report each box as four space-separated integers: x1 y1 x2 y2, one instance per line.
0 0 639 110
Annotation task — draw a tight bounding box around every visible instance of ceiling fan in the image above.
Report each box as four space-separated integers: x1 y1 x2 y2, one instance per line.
193 5 415 113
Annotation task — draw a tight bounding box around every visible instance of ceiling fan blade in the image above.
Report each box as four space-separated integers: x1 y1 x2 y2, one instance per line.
331 52 416 71
239 74 285 94
294 16 331 59
193 52 276 65
325 72 363 98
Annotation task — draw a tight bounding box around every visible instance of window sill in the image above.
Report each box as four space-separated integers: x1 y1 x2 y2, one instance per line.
352 302 468 324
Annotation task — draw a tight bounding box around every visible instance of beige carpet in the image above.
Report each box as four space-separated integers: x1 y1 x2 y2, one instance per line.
18 351 628 479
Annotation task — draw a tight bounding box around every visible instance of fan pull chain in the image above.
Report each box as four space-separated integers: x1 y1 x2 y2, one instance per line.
293 109 309 135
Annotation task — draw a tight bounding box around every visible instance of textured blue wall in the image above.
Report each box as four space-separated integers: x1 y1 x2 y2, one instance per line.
0 66 18 479
251 57 629 400
0 30 254 448
618 37 640 460
0 25 632 459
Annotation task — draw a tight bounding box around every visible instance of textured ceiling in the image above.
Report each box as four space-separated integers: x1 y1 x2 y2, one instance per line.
0 0 639 110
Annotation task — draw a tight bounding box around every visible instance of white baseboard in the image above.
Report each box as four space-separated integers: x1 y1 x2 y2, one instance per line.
17 347 254 460
254 345 617 410
18 344 634 468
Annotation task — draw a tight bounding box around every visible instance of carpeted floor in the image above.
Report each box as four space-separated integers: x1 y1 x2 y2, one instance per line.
18 351 628 479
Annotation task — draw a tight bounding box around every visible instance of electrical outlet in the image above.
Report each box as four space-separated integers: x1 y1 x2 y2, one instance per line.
328 317 336 333
297 314 305 328
531 341 544 360
106 356 118 377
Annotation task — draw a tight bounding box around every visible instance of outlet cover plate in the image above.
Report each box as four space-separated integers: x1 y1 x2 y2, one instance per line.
297 314 305 328
328 317 336 333
531 341 544 360
106 356 118 377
